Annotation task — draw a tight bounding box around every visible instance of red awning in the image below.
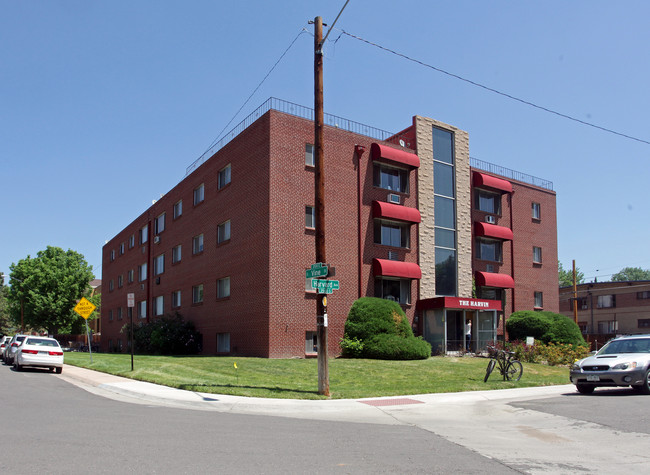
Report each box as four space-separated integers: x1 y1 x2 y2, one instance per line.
373 259 422 279
475 222 513 241
371 143 420 168
372 201 421 223
472 172 512 193
475 271 515 289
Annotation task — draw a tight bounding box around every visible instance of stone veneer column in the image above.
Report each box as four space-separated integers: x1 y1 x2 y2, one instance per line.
414 116 472 299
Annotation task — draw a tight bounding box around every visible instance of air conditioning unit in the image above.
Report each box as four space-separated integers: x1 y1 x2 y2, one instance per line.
153 236 160 244
387 193 400 204
485 215 496 224
486 264 494 272
388 251 399 260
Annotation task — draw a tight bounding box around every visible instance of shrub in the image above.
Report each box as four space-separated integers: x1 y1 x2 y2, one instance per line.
342 297 431 360
506 310 585 346
506 340 590 366
363 334 432 360
122 313 202 355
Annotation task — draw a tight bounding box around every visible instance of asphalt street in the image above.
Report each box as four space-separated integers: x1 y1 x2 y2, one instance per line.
4 364 650 474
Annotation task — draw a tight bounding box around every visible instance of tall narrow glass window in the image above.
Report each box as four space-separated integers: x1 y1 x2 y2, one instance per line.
432 126 457 297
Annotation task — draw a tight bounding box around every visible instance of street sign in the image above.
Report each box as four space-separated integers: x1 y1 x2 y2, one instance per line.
74 297 96 320
306 263 328 279
311 279 340 294
127 293 135 308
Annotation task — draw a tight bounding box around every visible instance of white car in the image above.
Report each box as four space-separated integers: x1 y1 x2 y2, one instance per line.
4 335 27 364
13 336 64 373
0 336 11 360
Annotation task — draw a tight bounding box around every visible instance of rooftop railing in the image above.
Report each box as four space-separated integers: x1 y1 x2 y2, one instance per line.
185 97 554 192
470 157 554 191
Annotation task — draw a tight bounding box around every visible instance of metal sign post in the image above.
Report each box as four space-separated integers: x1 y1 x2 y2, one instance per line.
127 293 135 371
73 297 96 363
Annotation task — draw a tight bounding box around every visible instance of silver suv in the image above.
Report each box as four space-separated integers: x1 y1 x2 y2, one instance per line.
570 334 650 395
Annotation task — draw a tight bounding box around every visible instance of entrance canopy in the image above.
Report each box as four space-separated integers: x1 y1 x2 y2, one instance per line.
417 296 502 312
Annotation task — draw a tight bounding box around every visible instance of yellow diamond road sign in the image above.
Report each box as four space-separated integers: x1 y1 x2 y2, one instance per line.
74 297 96 320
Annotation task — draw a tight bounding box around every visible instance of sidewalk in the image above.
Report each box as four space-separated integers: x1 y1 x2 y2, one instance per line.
58 364 575 424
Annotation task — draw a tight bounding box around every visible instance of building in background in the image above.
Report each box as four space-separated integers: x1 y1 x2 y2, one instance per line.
559 281 650 347
101 98 558 357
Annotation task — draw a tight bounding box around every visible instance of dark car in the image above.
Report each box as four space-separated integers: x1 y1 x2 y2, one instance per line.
570 334 650 395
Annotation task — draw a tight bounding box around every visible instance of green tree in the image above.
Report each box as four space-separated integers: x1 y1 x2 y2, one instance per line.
0 274 13 335
611 267 650 282
558 262 584 288
6 246 95 334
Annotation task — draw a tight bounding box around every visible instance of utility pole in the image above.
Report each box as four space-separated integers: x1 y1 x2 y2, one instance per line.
572 260 578 324
313 15 329 397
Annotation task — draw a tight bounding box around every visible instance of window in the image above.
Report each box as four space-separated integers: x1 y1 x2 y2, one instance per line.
119 242 125 255
374 220 409 248
194 184 205 205
173 200 183 219
110 250 115 262
172 290 181 308
218 164 231 189
305 331 317 353
117 275 123 288
127 269 134 283
305 144 315 167
638 319 650 329
218 220 231 244
597 295 616 308
532 202 541 220
217 333 230 353
129 234 135 248
533 246 542 264
637 291 650 299
192 284 204 304
373 164 409 193
138 263 147 281
154 295 164 316
172 245 182 264
572 297 588 310
154 213 165 234
305 206 315 229
193 234 204 254
598 320 618 333
140 225 148 244
108 309 113 321
154 254 165 275
117 307 123 320
138 300 147 319
475 190 501 214
534 291 543 309
375 278 411 305
435 248 457 297
109 279 114 291
476 238 502 262
217 277 230 299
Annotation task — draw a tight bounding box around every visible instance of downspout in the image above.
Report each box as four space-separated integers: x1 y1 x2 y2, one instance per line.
355 145 366 298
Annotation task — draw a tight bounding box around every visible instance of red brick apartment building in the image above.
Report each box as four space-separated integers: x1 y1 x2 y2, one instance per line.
101 98 558 357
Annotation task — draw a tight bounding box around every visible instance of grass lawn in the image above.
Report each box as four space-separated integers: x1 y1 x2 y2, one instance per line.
63 352 570 400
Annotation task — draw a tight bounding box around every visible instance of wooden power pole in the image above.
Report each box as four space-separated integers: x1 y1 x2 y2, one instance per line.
313 16 329 397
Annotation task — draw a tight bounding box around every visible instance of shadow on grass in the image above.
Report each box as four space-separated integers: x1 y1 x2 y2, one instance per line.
178 383 319 396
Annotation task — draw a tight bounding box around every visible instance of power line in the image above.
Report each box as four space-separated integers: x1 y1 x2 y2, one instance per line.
200 28 308 156
337 29 650 146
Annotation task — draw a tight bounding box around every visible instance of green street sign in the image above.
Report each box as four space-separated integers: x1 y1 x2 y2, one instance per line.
306 263 328 279
306 267 328 278
311 279 340 294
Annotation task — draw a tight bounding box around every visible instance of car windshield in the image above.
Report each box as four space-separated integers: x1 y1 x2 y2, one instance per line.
598 338 650 355
25 338 59 347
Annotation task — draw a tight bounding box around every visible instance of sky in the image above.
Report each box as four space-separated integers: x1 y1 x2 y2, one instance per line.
1 0 649 284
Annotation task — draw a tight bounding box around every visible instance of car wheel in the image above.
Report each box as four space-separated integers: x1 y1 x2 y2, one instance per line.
636 369 650 395
576 384 595 394
55 367 62 374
